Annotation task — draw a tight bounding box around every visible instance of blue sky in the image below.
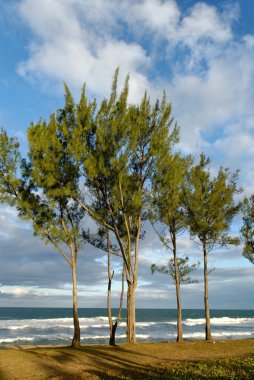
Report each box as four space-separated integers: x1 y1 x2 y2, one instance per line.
0 0 254 309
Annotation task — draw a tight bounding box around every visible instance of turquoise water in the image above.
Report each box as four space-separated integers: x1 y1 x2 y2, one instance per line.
0 308 253 345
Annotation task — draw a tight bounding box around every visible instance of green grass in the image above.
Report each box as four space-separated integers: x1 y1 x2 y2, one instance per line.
0 339 253 379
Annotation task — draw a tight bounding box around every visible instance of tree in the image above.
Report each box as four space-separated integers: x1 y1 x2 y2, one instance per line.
69 69 179 343
23 92 83 347
184 154 241 341
150 153 192 341
241 195 254 264
0 126 83 347
18 179 83 347
0 128 20 205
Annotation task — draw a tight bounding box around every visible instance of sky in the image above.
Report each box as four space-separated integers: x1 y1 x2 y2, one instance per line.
0 0 254 309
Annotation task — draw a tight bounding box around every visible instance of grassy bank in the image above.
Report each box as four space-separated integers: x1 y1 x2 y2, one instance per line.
0 339 254 379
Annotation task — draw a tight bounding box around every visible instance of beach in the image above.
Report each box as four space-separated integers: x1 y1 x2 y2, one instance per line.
0 339 254 379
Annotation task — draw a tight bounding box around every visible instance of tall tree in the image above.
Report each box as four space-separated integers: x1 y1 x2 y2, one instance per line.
18 179 83 347
184 154 241 340
24 92 83 347
151 255 198 332
241 195 254 264
0 126 83 346
69 70 179 343
150 153 191 341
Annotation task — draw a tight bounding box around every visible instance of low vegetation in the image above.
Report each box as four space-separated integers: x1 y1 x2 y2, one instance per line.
0 339 253 380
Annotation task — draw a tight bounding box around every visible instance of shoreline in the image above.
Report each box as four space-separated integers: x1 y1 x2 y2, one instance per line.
1 336 254 349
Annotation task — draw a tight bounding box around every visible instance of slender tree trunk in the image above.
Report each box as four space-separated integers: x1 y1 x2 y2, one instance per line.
203 239 212 341
107 230 125 346
110 265 125 345
71 261 81 347
172 231 183 342
126 280 136 343
107 229 114 345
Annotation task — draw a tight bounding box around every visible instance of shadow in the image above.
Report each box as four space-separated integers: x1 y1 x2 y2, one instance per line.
1 343 253 380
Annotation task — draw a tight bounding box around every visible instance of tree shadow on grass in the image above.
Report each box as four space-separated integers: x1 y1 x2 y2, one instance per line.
2 345 253 380
22 344 163 379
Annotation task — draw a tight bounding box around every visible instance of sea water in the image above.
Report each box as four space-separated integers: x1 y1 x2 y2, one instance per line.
0 308 253 345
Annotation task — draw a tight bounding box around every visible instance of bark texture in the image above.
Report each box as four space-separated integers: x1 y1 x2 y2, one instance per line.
126 281 136 343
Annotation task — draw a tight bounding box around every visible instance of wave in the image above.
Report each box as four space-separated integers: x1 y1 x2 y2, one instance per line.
0 333 149 344
0 316 111 331
3 316 254 331
184 317 254 326
0 337 35 343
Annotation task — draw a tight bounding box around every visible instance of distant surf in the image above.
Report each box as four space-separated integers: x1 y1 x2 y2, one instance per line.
0 308 253 345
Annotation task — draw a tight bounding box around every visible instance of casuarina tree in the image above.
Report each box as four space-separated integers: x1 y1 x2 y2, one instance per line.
24 96 83 347
68 69 179 343
150 153 192 341
184 154 241 340
0 125 83 347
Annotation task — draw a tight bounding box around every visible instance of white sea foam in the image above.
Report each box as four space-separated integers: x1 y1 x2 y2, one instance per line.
0 333 149 344
2 316 254 331
0 316 112 331
0 337 35 343
81 334 149 340
136 322 156 327
184 317 254 326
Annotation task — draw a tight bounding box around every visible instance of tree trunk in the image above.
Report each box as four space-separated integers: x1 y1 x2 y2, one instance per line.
109 321 118 346
107 271 114 345
107 230 125 346
203 240 212 341
173 232 183 342
126 281 136 343
71 262 81 347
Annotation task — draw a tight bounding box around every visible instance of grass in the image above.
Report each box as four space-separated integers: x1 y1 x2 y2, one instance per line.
0 339 253 379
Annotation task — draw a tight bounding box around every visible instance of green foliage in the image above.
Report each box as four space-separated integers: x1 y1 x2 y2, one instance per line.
0 128 21 205
67 68 179 283
151 255 199 284
21 88 84 264
241 195 254 264
150 153 191 234
184 153 241 249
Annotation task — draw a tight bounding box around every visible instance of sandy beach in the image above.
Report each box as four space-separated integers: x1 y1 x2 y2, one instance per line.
0 339 253 379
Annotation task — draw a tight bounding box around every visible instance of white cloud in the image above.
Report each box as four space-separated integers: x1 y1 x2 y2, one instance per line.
130 0 180 35
16 0 150 102
178 2 234 46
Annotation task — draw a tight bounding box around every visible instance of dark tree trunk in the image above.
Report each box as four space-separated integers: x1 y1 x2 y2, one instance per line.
109 321 118 346
172 232 183 342
71 262 81 347
203 239 212 341
126 281 136 343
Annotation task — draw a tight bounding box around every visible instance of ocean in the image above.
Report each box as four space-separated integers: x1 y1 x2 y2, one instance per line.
0 308 253 346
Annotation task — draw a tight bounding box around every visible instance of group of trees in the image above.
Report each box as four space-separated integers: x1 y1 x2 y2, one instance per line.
0 70 253 347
